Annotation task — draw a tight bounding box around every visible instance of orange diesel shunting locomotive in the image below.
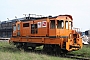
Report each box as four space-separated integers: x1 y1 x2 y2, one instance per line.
10 14 82 53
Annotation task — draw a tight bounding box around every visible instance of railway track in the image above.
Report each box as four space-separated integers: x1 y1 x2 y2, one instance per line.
0 38 10 42
64 54 90 60
25 49 90 60
13 46 90 60
0 38 10 40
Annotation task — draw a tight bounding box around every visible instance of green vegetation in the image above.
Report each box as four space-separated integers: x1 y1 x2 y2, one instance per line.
0 41 72 60
69 45 90 57
1 41 90 60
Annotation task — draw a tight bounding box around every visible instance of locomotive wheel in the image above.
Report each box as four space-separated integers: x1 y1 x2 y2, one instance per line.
61 50 68 54
31 47 35 50
15 43 22 49
15 43 23 51
51 45 62 55
15 43 28 51
43 45 53 54
43 45 67 55
23 43 28 51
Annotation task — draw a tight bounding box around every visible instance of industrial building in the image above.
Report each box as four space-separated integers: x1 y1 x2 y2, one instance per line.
0 18 25 38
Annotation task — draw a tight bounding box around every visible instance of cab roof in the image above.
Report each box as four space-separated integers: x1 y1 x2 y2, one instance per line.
20 14 73 22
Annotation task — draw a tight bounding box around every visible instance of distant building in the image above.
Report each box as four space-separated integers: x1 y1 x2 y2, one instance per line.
81 32 85 36
0 17 25 38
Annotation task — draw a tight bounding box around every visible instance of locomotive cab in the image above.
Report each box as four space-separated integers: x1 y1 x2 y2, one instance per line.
49 15 72 37
48 15 82 51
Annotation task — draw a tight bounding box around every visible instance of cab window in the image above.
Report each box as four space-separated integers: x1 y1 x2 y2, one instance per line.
57 20 64 29
69 21 72 29
17 24 20 30
65 21 68 29
23 23 29 27
31 24 38 34
50 20 55 29
13 25 16 31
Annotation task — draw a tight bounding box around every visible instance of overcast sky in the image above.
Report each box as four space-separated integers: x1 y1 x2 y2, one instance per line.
0 0 90 31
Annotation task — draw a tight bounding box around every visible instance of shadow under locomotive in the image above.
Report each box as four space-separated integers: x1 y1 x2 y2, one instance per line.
15 44 69 56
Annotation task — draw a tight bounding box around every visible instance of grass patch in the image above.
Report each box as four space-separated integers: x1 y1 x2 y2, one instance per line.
69 45 90 57
0 41 72 60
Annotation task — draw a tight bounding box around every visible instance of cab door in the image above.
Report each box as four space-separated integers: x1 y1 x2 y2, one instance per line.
16 22 21 36
17 22 21 36
49 20 56 37
12 22 21 37
65 21 72 36
56 20 65 36
12 24 17 36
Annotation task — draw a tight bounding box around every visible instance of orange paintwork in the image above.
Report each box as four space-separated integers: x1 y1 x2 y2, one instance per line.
10 15 82 51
